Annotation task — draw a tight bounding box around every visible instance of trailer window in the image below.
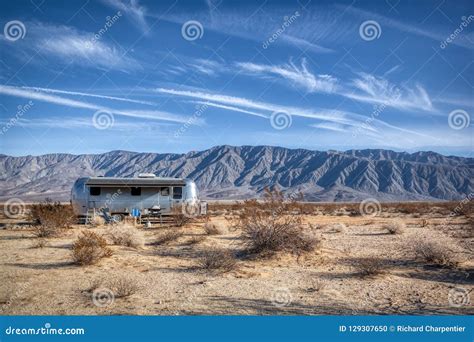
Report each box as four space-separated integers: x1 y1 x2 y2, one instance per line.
161 187 170 196
90 187 101 196
131 187 141 196
173 187 183 199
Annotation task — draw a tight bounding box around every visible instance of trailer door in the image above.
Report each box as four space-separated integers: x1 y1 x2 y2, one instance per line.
159 187 172 213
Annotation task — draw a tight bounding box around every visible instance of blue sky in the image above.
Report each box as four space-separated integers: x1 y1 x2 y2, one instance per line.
0 0 472 157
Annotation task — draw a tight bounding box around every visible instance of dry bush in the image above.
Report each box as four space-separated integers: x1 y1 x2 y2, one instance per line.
29 199 75 237
385 221 405 235
198 249 236 273
31 238 48 248
204 222 222 235
87 275 139 298
171 206 190 227
329 223 347 233
355 258 385 277
72 231 113 265
90 215 106 227
152 230 183 245
412 239 459 268
106 224 145 249
182 235 205 246
108 275 140 298
232 188 321 257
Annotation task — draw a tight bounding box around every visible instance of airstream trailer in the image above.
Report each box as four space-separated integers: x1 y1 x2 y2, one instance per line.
71 174 206 222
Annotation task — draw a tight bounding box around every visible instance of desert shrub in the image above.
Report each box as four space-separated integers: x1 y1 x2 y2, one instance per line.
412 240 459 268
106 224 145 249
90 215 106 227
31 238 48 248
232 189 321 257
182 235 205 246
29 199 75 237
198 249 236 273
72 231 113 265
355 258 385 277
329 223 347 233
204 222 222 235
152 230 183 245
385 221 405 235
171 206 190 227
87 275 139 298
108 275 140 298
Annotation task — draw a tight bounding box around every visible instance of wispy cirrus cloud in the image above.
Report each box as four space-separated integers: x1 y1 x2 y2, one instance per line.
0 85 196 124
235 59 435 113
155 87 393 132
346 72 434 112
102 0 149 34
236 58 339 93
21 87 156 106
342 6 474 50
1 22 137 71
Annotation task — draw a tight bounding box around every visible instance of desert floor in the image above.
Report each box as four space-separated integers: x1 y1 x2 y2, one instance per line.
1 204 473 315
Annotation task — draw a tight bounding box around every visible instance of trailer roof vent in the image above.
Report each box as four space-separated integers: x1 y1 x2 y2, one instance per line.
137 173 156 178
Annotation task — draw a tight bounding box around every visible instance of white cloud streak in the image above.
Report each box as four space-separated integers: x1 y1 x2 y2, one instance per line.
236 58 338 93
22 87 156 106
0 85 194 124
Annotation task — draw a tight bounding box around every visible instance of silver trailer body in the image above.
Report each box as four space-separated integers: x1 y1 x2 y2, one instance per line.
71 175 205 218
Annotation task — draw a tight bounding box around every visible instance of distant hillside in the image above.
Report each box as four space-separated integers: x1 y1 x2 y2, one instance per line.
0 145 472 202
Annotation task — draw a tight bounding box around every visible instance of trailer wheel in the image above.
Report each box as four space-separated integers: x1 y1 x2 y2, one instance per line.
112 214 124 223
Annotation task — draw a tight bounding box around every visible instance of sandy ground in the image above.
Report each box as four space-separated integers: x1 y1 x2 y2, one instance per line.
0 209 472 315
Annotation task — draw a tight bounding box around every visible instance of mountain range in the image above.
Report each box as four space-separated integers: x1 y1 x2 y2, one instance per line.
0 145 472 202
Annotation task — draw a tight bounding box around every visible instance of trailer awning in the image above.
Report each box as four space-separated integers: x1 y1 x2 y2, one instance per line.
85 177 187 187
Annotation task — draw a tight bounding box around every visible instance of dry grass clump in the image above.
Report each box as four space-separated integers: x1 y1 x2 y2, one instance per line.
87 275 139 298
329 223 347 233
182 235 206 246
90 215 106 227
232 188 321 257
72 231 113 266
198 249 237 273
355 258 385 277
152 230 184 245
106 224 145 249
385 221 405 235
412 239 459 268
171 206 190 227
29 199 75 237
31 238 48 249
204 222 223 235
108 275 140 298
